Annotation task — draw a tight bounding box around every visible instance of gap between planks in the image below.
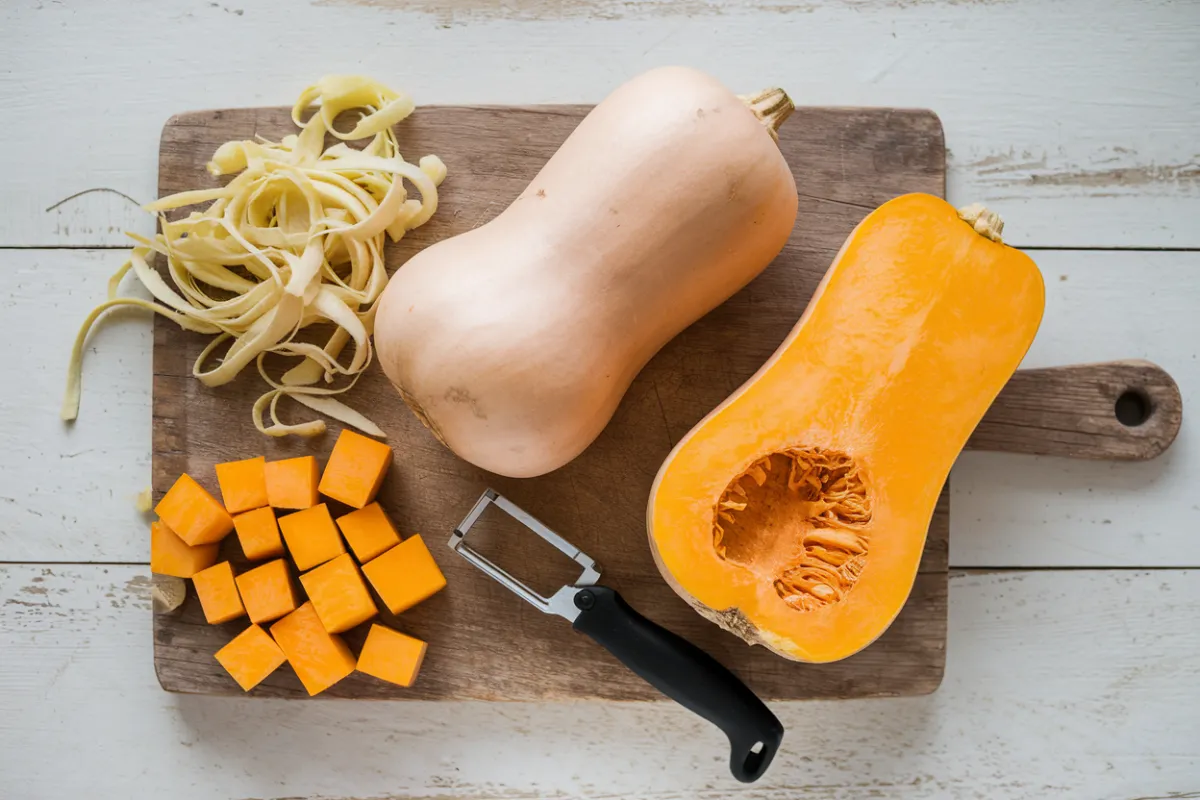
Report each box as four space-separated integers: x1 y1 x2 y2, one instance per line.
0 244 135 251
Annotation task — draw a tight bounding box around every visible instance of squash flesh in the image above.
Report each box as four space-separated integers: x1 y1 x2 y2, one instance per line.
716 447 872 611
648 193 1045 663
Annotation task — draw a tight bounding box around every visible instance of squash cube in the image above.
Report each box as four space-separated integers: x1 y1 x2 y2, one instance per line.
278 504 345 571
192 561 246 624
270 602 356 696
150 520 219 578
362 535 446 615
155 473 233 546
299 553 377 634
214 624 287 691
235 558 298 624
215 455 269 514
356 624 427 687
233 506 285 561
264 456 319 510
335 502 401 563
318 429 392 509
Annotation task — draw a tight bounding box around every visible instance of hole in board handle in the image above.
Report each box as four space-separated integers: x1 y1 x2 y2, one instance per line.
1115 389 1153 428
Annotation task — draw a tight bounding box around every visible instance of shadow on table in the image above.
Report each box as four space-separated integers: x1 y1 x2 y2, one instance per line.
169 686 942 795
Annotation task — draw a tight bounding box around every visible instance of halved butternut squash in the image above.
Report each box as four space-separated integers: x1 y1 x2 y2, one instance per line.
647 193 1045 663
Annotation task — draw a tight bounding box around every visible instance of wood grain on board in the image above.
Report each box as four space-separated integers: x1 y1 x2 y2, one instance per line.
154 104 947 700
152 104 1179 701
967 360 1182 461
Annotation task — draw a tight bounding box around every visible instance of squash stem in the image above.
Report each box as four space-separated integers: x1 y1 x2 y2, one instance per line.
739 88 794 140
957 203 1005 243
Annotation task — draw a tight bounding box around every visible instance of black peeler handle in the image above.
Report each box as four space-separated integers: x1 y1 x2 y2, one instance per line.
570 586 784 783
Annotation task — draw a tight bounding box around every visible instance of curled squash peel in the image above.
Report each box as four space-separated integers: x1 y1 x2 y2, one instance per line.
648 193 1045 663
62 76 446 438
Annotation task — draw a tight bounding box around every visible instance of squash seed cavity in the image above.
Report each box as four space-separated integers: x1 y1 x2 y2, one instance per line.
713 447 872 612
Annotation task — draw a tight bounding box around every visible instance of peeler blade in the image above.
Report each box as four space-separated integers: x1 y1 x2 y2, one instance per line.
449 489 601 621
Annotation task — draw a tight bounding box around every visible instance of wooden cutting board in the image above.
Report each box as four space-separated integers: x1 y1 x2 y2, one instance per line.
152 104 1181 701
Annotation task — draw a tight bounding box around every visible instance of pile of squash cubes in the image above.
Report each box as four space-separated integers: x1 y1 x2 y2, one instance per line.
149 429 445 695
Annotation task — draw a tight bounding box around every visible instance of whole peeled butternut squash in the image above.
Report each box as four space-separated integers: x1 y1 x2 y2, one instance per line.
647 194 1045 663
374 66 799 478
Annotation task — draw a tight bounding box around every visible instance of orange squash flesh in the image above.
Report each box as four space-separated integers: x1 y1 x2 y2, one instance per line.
648 194 1045 663
155 474 234 546
270 602 357 696
362 535 446 615
232 506 285 561
150 520 219 578
336 502 402 563
265 456 320 510
357 624 427 688
236 558 299 625
278 504 346 571
318 429 392 509
299 553 378 634
192 562 246 625
214 624 287 691
215 456 269 515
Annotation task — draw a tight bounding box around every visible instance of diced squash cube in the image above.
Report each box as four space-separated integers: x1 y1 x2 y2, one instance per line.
155 473 234 546
264 456 319 510
356 624 427 687
233 506 285 561
214 624 287 691
362 535 446 615
318 429 392 509
215 456 269 514
335 502 401 563
150 520 219 578
299 553 377 634
270 602 356 696
192 562 246 624
278 504 345 571
235 559 298 624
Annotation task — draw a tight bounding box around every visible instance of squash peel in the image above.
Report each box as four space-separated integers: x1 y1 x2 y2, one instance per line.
62 75 446 438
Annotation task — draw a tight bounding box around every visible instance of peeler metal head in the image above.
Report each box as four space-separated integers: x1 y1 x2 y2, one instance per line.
449 489 601 621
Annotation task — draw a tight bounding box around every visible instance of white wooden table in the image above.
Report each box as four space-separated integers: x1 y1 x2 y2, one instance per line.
2 2 1198 797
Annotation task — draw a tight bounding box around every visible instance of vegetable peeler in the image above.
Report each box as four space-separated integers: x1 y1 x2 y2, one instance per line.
449 489 785 783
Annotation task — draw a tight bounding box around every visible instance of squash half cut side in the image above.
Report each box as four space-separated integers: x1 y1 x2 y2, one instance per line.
647 193 1045 663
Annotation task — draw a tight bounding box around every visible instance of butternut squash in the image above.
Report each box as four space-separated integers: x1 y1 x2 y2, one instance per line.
374 66 799 478
270 602 357 696
214 624 288 692
357 624 428 688
647 194 1045 663
298 553 378 634
361 535 446 615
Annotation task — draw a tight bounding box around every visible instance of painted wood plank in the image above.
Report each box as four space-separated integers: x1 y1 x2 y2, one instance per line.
2 0 1198 248
0 249 151 562
967 360 1181 461
2 248 1197 566
1 564 1196 799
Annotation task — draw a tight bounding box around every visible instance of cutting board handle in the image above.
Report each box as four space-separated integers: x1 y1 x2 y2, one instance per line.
967 359 1182 461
